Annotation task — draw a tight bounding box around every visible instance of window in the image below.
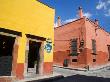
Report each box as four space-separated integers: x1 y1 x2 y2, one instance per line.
72 59 77 62
93 59 96 62
107 45 110 61
70 39 78 56
92 40 96 54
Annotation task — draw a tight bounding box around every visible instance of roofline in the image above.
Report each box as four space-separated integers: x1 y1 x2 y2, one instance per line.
86 18 110 35
37 0 54 9
54 18 84 29
55 17 110 35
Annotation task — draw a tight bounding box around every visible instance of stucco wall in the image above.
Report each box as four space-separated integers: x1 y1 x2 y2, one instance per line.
54 18 86 52
85 19 110 53
54 18 87 67
85 19 110 65
0 0 55 63
54 17 110 67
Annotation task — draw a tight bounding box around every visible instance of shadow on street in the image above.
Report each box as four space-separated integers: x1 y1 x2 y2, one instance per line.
53 74 110 82
27 75 64 82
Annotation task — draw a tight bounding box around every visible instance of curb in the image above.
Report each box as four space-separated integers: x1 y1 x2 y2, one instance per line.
27 75 64 82
53 65 87 71
53 64 110 72
17 73 63 82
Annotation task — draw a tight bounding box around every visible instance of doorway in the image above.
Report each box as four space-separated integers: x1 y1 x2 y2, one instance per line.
27 40 41 74
0 34 15 76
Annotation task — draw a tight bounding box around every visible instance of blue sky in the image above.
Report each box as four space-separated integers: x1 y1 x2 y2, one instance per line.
40 0 110 32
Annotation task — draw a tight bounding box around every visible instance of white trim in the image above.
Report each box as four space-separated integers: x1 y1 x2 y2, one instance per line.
0 32 17 37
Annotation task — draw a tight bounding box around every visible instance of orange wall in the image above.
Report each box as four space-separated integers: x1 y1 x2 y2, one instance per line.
85 19 110 54
54 18 86 52
54 18 87 67
54 17 110 67
85 19 110 65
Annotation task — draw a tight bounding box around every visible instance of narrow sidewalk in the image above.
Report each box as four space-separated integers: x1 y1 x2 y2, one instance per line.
53 63 110 72
16 73 62 82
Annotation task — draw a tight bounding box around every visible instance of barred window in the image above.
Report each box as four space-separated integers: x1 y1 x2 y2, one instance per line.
92 40 96 54
70 39 77 56
107 45 110 60
93 59 96 62
72 59 77 62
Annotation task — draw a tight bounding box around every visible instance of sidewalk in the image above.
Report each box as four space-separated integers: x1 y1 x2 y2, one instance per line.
53 63 110 78
53 63 110 72
53 65 86 71
90 63 110 71
16 73 62 82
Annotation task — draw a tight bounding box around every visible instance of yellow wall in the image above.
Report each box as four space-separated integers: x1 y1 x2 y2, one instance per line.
0 0 55 63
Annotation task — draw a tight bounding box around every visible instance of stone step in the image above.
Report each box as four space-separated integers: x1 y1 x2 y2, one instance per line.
27 68 36 73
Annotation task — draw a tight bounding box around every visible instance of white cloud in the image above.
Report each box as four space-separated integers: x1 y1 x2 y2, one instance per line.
54 22 58 27
63 12 92 24
96 0 110 16
107 0 110 4
96 1 106 10
83 12 92 18
105 9 110 16
54 10 92 27
55 12 92 26
63 18 77 24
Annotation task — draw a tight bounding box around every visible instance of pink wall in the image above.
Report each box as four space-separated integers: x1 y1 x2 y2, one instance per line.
54 18 87 67
54 18 86 52
85 19 110 65
85 19 110 53
54 17 110 67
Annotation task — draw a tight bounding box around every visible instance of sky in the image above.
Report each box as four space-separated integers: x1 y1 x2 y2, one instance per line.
40 0 110 32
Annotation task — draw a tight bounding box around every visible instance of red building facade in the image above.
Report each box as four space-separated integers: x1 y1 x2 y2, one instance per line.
54 7 110 68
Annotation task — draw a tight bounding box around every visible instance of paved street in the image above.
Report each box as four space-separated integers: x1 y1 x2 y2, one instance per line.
53 75 110 82
28 66 110 82
53 67 83 77
53 66 110 78
29 75 110 82
53 66 110 82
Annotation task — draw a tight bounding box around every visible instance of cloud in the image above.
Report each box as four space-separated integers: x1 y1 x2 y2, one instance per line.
63 12 92 24
54 22 58 27
105 9 110 16
96 1 106 10
83 12 92 18
54 10 92 27
63 18 77 24
55 12 92 27
107 0 110 4
62 12 92 24
96 0 110 16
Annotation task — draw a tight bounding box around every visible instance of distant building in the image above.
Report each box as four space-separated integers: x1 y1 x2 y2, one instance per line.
0 0 54 81
54 7 110 69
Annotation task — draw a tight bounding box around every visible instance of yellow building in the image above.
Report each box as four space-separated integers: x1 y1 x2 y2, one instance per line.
0 0 54 80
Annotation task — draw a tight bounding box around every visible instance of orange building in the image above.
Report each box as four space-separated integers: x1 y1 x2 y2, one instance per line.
54 7 110 69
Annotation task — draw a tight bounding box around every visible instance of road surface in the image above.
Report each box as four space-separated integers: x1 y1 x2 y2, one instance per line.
28 66 110 82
